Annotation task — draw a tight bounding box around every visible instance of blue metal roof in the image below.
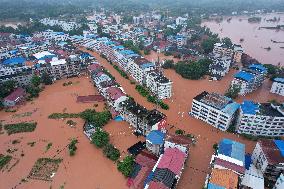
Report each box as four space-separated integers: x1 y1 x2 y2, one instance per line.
112 45 124 50
3 57 26 66
140 62 154 69
249 64 267 73
208 183 225 189
274 77 284 84
120 50 135 55
234 71 254 82
245 154 252 170
241 100 259 115
218 138 245 164
146 130 165 145
274 140 284 157
221 102 240 116
144 171 154 187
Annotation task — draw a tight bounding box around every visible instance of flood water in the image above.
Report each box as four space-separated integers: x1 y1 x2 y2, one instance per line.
202 13 284 66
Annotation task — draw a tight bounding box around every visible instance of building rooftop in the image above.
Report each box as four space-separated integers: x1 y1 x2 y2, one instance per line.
248 64 267 74
124 99 148 118
152 168 176 188
218 138 245 165
146 130 166 145
259 103 284 117
149 72 171 84
3 57 26 66
274 77 284 84
241 100 259 115
4 87 25 102
208 169 238 189
165 134 192 146
157 148 186 175
234 71 255 82
195 91 233 110
145 109 166 126
214 158 246 174
258 140 284 164
241 164 264 189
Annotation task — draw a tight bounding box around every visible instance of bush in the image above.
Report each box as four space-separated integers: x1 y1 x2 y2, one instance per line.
213 143 218 152
117 156 134 177
91 129 109 148
113 65 129 79
48 113 81 119
0 154 12 170
68 138 78 156
103 143 120 161
4 122 37 135
135 85 149 97
175 129 185 135
162 60 175 69
225 84 241 99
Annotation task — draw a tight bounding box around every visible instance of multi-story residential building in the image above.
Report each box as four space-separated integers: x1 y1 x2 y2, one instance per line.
231 64 267 95
0 65 33 86
251 140 284 188
271 77 284 96
145 71 172 99
236 101 284 137
233 44 244 63
213 43 234 58
119 99 166 136
40 18 81 31
190 91 240 131
176 17 187 25
209 56 232 80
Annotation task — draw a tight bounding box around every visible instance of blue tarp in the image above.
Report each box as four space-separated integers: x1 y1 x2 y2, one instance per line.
274 77 284 84
241 100 259 115
222 102 240 116
3 57 26 66
274 140 284 157
140 62 154 69
207 183 226 189
114 116 124 122
120 50 135 55
218 138 245 164
249 64 267 73
245 154 252 170
146 130 165 145
234 71 254 82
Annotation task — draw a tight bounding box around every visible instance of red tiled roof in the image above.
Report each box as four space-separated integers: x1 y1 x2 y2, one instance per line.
165 134 192 146
133 166 152 189
135 154 156 168
76 95 105 103
148 181 168 189
106 87 125 100
157 148 186 175
259 140 284 164
88 64 102 72
4 88 25 102
214 158 245 174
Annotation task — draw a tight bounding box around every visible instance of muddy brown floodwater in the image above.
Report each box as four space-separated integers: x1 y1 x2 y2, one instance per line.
202 13 284 66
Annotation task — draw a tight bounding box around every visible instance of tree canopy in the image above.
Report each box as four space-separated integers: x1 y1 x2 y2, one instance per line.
91 129 110 148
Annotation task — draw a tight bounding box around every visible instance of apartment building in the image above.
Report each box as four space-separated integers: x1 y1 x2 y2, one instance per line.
0 65 33 86
271 77 284 96
251 140 284 188
209 56 232 80
231 64 267 95
213 43 234 58
190 91 240 131
119 99 166 136
236 101 284 137
40 18 81 31
145 71 172 99
233 44 244 63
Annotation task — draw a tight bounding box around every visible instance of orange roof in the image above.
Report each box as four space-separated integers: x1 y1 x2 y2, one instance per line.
209 169 238 189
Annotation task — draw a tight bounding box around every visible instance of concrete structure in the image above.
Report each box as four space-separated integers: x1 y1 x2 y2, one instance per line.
274 172 284 189
190 91 240 131
231 64 267 96
236 101 284 137
146 71 172 99
271 78 284 96
251 140 284 188
233 44 244 63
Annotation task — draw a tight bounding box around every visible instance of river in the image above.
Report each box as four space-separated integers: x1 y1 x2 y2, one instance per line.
202 13 284 66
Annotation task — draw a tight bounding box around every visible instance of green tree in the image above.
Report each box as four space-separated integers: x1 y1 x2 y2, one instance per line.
0 80 17 99
103 143 120 161
221 37 233 48
201 37 219 54
225 84 241 99
162 60 175 69
26 86 40 98
31 75 41 87
41 72 53 85
68 138 78 156
117 156 134 177
91 129 109 148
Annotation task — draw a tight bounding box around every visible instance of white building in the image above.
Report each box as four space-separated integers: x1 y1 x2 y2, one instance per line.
190 91 240 131
146 71 172 99
236 101 284 137
251 140 284 188
274 173 284 189
209 56 232 80
271 78 284 96
231 64 267 96
233 44 244 63
175 17 187 25
213 43 234 58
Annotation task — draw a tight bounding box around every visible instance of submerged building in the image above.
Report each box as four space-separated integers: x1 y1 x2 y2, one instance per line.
271 77 284 96
236 101 284 137
190 91 240 131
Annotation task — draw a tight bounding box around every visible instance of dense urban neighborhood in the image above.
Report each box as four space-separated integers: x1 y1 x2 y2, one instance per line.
0 1 284 189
